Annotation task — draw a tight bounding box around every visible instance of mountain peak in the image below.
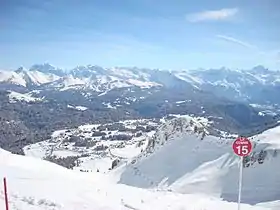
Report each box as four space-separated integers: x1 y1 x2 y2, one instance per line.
15 66 28 73
252 65 268 73
29 63 64 76
30 63 56 71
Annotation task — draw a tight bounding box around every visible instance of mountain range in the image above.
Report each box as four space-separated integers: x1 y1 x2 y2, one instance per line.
1 64 280 105
0 63 280 154
1 63 280 209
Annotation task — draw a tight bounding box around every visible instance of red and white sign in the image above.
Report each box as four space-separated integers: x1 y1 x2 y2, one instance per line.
232 137 252 156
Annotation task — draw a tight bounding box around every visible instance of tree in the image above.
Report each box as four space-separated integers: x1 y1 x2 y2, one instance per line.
68 135 81 142
243 156 251 168
201 131 206 140
164 132 168 141
190 120 194 126
111 159 120 169
135 132 142 137
273 150 278 158
258 150 267 164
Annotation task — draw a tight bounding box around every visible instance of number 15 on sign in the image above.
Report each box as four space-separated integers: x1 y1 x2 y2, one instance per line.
232 137 252 210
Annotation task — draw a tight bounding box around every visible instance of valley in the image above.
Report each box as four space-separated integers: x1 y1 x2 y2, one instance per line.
1 64 280 155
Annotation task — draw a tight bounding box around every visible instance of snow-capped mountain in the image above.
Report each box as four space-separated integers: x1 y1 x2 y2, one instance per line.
1 64 280 105
16 68 60 86
175 66 280 105
0 70 27 87
29 63 65 76
1 63 280 156
0 64 163 92
117 116 280 206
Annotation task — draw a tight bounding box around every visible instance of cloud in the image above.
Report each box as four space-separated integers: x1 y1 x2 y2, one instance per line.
216 35 280 68
216 35 258 50
187 8 238 22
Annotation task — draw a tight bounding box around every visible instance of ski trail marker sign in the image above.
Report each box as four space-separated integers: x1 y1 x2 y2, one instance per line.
232 137 253 210
233 137 252 157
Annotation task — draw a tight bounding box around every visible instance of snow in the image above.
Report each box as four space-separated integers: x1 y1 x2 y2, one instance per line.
109 67 151 80
17 117 280 209
257 200 280 210
258 112 265 116
23 143 48 159
51 130 67 138
250 104 274 109
75 156 113 173
56 75 87 91
78 124 100 131
127 79 161 88
75 106 88 111
18 70 59 85
63 75 86 87
52 150 81 158
117 118 280 205
254 125 280 148
8 91 43 103
103 102 116 109
175 72 204 88
0 148 271 210
23 121 152 173
0 70 60 87
176 100 191 104
0 70 27 86
169 114 212 126
110 144 143 159
98 91 108 96
67 105 88 111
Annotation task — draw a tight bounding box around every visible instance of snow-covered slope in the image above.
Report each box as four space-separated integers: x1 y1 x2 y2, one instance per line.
0 70 27 87
8 91 44 103
117 117 280 205
49 75 88 91
17 70 60 86
0 148 273 210
23 119 159 173
67 104 88 111
174 66 280 105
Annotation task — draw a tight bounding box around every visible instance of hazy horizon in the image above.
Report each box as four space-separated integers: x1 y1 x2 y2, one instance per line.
2 63 278 73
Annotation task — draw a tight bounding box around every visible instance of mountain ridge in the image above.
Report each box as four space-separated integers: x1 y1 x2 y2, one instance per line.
0 63 280 155
117 116 280 205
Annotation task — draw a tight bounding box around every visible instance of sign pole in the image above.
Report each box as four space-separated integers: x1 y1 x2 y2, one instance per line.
232 137 252 210
3 177 9 210
238 156 243 210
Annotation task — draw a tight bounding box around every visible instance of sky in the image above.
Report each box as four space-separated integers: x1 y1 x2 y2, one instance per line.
0 0 280 70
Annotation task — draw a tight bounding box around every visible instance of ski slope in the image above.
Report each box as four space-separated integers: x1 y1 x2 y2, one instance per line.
0 148 272 210
117 117 280 206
